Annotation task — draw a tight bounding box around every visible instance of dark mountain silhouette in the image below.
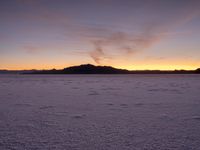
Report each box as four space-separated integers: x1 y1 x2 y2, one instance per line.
195 68 200 73
22 64 200 74
62 64 130 74
29 64 130 74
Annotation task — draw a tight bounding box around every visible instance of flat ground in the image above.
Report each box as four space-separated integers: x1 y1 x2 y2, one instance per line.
0 75 200 150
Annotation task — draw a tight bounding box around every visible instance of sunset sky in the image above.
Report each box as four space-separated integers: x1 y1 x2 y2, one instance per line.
0 0 200 70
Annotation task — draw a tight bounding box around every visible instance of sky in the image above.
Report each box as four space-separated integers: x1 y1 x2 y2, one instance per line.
0 0 200 70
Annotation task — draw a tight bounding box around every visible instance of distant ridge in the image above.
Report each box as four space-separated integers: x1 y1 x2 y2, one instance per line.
0 69 36 74
20 64 200 74
29 64 130 74
196 68 200 73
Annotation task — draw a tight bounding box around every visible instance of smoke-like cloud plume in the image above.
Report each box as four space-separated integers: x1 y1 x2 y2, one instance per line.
89 41 105 64
89 7 200 64
89 30 164 64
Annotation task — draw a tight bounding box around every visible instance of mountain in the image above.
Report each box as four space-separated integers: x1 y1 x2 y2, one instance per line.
30 64 130 74
195 68 200 73
62 64 130 74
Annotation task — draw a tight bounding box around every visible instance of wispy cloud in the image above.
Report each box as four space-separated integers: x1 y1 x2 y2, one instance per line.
87 5 200 64
88 29 164 64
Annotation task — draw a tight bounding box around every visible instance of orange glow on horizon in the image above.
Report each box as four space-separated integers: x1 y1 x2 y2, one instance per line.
1 62 199 71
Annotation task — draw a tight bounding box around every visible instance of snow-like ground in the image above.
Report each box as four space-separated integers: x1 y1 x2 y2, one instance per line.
0 74 200 150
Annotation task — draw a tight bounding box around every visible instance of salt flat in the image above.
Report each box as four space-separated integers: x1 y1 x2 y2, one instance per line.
0 74 200 150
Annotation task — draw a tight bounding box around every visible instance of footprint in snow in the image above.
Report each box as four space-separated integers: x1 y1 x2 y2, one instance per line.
134 103 144 107
106 103 114 106
120 103 128 108
191 116 200 121
88 91 99 96
71 114 86 119
39 105 55 110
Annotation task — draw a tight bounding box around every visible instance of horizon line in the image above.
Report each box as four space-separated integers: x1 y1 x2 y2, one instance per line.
0 64 199 71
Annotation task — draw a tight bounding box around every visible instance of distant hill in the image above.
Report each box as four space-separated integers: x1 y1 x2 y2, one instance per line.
29 64 130 74
195 68 200 73
23 64 200 74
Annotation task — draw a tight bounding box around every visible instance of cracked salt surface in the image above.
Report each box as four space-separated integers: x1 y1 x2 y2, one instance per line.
0 74 200 150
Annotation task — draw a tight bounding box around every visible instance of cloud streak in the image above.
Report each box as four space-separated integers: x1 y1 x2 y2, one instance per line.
87 4 200 64
88 30 164 64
